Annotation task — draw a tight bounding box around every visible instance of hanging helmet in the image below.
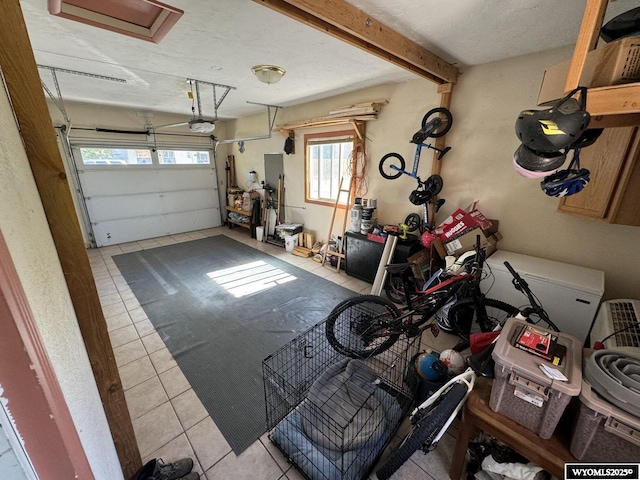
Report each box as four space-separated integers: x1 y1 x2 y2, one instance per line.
409 189 430 205
540 168 590 197
513 144 566 178
571 128 603 149
515 87 590 153
540 148 590 197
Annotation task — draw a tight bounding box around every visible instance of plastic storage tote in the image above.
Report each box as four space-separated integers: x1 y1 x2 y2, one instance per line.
570 379 640 462
490 318 582 438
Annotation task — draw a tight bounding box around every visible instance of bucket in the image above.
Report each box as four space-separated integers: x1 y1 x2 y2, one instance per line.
362 207 375 220
285 235 298 252
256 226 264 242
350 204 363 232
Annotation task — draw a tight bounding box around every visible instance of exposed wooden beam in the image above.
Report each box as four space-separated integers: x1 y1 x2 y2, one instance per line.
252 0 458 85
0 1 141 478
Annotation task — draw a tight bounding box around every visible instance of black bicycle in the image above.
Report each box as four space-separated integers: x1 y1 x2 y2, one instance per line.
375 261 560 480
325 237 519 359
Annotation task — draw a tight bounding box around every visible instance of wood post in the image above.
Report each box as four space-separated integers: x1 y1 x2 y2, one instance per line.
0 1 141 477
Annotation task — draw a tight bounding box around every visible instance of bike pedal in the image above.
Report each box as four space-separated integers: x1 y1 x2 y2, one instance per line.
406 324 421 337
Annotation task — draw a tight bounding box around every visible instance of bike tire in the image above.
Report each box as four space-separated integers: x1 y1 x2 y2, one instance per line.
384 275 406 304
379 152 405 180
325 295 402 358
404 213 421 232
448 298 520 341
423 174 443 196
376 382 468 480
421 107 453 138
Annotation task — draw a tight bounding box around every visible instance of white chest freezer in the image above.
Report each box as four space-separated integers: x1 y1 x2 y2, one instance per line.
481 250 605 344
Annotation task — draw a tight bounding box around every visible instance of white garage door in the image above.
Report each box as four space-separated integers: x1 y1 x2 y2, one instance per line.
73 146 221 247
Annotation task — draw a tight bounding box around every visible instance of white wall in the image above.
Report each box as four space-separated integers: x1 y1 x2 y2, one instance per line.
224 45 640 301
49 46 640 302
0 82 123 478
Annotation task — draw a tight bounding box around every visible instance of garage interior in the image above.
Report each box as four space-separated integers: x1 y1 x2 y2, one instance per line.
2 0 640 479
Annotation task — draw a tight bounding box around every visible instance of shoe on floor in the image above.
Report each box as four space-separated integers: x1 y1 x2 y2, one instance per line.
151 458 194 480
131 457 194 480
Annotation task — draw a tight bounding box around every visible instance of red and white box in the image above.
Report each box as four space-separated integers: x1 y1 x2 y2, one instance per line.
434 209 478 242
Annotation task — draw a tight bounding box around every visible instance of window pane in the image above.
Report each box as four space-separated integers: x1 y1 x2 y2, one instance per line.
158 150 210 165
79 148 151 165
306 137 353 203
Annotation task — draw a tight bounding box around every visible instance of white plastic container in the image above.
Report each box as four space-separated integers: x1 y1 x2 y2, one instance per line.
285 235 298 252
256 226 264 242
490 318 582 438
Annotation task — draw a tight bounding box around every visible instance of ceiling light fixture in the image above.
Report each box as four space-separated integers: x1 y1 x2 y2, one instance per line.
251 65 286 85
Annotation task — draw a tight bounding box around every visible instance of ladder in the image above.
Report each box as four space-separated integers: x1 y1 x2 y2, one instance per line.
321 175 355 273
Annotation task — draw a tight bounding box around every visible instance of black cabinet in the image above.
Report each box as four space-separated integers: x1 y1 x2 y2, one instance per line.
344 232 422 283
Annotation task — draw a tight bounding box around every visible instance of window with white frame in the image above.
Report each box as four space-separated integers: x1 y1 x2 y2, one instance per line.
76 147 211 166
305 130 354 206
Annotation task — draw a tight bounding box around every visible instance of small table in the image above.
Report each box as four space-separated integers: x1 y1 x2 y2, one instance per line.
449 377 577 480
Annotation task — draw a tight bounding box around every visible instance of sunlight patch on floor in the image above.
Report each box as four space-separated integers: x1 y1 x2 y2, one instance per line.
207 260 297 297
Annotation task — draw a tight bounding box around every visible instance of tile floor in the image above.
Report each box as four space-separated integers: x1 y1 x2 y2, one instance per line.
88 226 463 480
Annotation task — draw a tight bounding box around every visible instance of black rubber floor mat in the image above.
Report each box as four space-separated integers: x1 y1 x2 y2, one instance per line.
112 235 358 454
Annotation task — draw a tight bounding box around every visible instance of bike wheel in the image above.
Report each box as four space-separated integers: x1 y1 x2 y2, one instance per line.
448 298 519 341
326 295 402 358
404 213 421 232
384 275 406 304
379 152 405 180
421 107 453 138
376 382 468 480
423 174 443 196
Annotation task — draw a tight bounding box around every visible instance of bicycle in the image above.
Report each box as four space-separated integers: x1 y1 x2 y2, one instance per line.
379 107 453 182
325 236 519 359
374 261 560 480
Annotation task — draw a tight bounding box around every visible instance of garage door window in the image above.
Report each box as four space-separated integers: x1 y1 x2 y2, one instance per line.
158 149 210 165
79 148 152 165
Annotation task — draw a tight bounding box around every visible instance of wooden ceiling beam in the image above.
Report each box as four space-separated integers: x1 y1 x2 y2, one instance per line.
252 0 458 85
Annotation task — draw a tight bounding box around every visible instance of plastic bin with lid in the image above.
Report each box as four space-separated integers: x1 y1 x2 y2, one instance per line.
489 318 582 438
570 379 640 462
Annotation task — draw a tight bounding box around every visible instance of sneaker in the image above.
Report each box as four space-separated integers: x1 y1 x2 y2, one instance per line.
149 458 194 480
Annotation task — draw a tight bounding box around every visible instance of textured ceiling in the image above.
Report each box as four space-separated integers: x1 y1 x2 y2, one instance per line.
18 0 638 125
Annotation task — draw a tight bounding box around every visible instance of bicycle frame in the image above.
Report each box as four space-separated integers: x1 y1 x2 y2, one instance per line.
389 142 435 180
413 368 477 449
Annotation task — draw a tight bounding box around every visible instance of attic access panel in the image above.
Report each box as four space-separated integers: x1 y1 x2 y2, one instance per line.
47 0 183 43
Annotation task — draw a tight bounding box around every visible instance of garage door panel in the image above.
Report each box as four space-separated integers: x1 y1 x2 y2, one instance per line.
92 216 173 246
85 193 166 222
73 146 221 246
164 209 219 233
160 190 220 214
79 169 160 196
155 169 216 190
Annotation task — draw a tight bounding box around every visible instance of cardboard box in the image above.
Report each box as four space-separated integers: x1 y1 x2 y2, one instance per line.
466 201 493 231
407 243 445 282
434 209 478 243
444 227 502 257
538 36 640 105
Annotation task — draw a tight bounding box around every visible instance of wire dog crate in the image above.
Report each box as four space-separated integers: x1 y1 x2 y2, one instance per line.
263 317 420 480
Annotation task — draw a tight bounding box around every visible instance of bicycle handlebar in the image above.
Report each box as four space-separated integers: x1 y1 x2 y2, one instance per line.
503 261 560 332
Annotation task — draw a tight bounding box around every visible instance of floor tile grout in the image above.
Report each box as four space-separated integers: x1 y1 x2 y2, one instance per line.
95 227 461 480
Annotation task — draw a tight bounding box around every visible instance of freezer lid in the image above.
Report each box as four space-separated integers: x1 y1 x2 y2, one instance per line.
485 250 605 296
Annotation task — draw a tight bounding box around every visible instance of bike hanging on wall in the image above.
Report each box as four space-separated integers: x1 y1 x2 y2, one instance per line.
379 107 453 182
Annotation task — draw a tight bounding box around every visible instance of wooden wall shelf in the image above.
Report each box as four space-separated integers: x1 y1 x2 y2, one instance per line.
567 0 640 125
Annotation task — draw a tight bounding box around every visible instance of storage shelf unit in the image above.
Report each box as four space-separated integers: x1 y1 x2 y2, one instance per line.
226 206 252 229
567 0 640 126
